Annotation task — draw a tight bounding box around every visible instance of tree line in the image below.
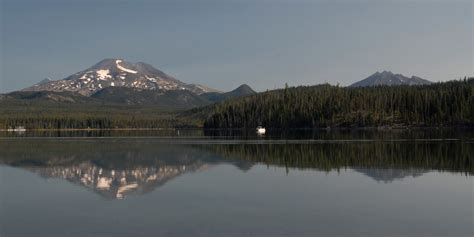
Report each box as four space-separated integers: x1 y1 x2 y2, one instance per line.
0 102 200 130
204 78 474 128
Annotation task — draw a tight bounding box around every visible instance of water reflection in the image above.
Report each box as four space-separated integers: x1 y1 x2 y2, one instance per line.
0 139 471 199
25 162 209 199
0 142 220 199
195 142 473 175
352 168 428 183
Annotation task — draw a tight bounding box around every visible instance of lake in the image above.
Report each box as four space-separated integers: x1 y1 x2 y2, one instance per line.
0 129 472 237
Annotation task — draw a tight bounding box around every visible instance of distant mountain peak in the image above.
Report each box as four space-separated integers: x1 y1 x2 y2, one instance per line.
199 84 256 103
22 58 220 96
235 84 252 90
230 84 256 95
350 71 432 87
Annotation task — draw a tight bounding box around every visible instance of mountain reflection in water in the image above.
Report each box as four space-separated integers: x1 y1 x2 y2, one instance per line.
0 139 471 199
25 162 209 199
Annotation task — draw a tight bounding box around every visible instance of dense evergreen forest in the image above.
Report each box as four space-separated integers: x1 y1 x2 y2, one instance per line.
1 78 472 130
0 101 199 130
204 78 474 128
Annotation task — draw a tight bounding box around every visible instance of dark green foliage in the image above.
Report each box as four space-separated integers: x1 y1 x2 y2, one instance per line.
204 79 474 128
0 99 201 129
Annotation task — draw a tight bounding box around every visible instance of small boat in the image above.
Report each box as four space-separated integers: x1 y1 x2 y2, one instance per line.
256 126 266 135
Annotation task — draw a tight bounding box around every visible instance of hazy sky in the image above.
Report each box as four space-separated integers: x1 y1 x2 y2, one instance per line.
1 0 472 93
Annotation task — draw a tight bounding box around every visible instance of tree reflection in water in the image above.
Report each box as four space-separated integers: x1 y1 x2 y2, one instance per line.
0 139 471 199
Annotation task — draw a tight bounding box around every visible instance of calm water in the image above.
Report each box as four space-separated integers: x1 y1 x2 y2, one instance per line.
0 131 473 237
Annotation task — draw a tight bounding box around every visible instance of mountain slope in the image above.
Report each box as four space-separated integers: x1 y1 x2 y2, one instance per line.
3 91 98 104
22 58 220 96
2 84 257 110
90 84 256 108
350 71 432 87
90 87 210 109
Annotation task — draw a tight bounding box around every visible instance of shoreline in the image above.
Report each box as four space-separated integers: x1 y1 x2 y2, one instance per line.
1 126 472 132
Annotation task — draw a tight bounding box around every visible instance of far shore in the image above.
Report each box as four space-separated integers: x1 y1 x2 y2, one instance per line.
1 126 472 132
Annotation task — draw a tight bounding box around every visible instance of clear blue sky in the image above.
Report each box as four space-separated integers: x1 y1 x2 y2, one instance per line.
1 0 472 93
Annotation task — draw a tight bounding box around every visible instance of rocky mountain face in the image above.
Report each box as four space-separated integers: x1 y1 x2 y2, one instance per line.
350 71 433 87
22 58 222 96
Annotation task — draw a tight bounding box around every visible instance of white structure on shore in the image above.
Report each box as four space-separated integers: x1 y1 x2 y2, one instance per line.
256 126 266 135
7 126 26 132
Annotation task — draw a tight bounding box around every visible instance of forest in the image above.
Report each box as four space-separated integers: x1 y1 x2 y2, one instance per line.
0 98 201 129
0 78 472 130
204 78 474 128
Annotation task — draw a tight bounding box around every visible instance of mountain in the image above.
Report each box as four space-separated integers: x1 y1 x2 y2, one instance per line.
22 58 221 96
222 84 256 98
349 71 433 87
16 58 257 109
200 84 256 102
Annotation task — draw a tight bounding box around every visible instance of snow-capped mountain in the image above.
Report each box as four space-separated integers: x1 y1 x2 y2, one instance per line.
22 58 221 96
349 71 433 87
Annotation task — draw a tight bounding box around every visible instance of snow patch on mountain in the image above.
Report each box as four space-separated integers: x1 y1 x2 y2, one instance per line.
96 69 111 80
116 60 137 74
146 75 157 83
